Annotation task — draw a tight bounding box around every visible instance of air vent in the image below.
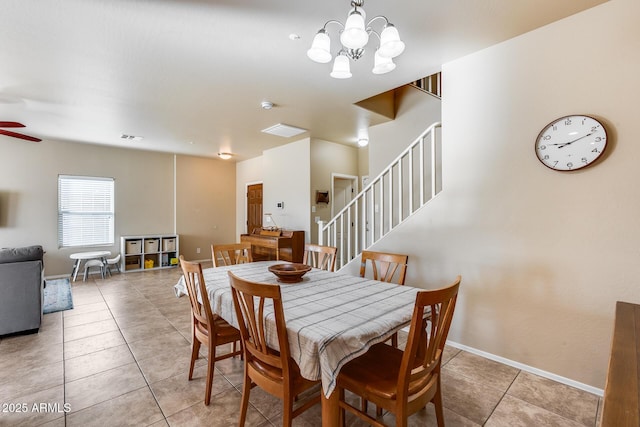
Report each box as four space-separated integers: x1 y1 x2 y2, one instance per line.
120 134 144 141
261 123 307 138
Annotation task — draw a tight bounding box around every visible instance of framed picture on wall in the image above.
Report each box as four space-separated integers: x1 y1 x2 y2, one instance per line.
316 190 329 204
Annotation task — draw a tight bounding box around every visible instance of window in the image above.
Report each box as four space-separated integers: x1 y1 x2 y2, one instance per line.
58 175 114 248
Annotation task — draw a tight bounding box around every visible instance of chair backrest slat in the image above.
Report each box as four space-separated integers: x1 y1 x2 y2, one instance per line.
212 243 253 267
229 271 290 373
359 250 408 285
180 256 215 332
398 276 461 402
303 244 337 272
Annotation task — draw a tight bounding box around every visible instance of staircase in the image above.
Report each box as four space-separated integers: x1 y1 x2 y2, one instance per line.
409 73 442 99
318 121 442 270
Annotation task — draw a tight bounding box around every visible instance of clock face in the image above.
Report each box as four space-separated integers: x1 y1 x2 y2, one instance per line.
535 115 607 171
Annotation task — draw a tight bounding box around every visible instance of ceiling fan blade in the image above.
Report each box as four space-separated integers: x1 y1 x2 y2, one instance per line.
0 121 26 128
0 129 41 142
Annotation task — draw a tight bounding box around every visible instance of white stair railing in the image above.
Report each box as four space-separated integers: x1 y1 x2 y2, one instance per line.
318 122 442 270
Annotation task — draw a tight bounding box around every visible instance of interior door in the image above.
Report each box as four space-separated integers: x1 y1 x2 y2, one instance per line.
333 178 353 216
247 183 263 234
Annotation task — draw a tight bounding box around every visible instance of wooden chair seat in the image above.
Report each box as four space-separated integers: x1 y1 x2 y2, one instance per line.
338 343 435 401
250 353 318 392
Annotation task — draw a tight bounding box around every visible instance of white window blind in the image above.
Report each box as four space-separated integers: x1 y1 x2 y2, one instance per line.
58 175 114 248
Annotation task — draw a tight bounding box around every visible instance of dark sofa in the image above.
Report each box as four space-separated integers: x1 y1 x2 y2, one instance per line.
0 245 44 336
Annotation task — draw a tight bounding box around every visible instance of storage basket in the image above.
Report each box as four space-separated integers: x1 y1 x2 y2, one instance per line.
144 239 160 253
162 238 176 252
125 240 142 255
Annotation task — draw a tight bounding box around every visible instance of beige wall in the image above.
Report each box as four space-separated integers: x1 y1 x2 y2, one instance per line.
346 0 638 390
0 139 174 276
235 156 264 238
175 155 236 261
0 140 237 275
310 139 360 243
262 139 311 238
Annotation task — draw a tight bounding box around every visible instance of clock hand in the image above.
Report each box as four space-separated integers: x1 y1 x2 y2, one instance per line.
558 132 593 148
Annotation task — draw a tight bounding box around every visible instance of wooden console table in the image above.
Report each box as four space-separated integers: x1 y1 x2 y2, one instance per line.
602 301 640 426
240 229 304 263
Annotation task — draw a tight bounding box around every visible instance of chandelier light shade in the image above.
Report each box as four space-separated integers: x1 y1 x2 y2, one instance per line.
372 50 396 74
378 24 405 58
340 9 368 49
330 52 352 79
307 30 332 63
307 0 405 79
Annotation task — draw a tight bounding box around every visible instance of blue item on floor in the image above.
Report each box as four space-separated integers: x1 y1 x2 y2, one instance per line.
43 278 74 314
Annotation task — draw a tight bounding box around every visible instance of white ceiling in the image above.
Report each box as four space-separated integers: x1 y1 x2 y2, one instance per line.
0 0 607 161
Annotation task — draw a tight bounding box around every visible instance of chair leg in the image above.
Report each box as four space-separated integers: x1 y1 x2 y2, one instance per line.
204 342 215 405
391 332 398 348
189 338 200 380
238 368 252 427
339 388 345 427
283 389 293 427
433 385 445 427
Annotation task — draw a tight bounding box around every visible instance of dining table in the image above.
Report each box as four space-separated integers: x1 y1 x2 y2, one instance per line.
69 250 111 282
174 260 421 426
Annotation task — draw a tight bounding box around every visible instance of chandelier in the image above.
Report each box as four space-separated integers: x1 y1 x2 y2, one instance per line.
306 0 405 79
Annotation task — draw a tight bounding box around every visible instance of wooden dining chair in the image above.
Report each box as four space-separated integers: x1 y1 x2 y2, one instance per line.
228 271 321 427
360 250 408 285
179 256 242 405
336 276 461 427
211 242 253 267
360 250 409 347
303 243 338 272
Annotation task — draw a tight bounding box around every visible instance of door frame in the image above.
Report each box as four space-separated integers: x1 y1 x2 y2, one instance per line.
331 173 358 217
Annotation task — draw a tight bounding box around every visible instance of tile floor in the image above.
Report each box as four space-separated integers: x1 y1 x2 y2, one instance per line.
0 265 603 427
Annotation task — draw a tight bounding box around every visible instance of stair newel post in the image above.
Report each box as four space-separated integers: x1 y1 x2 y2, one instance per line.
318 220 325 245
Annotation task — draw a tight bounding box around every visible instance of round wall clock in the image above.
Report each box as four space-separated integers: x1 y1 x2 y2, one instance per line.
535 115 607 171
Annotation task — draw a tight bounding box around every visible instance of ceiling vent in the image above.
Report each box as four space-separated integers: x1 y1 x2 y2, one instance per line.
261 123 307 138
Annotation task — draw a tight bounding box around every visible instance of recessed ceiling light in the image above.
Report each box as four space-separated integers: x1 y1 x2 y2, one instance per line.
261 101 274 110
218 152 233 160
261 123 308 138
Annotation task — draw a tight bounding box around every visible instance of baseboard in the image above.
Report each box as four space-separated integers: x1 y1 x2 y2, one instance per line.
446 340 604 397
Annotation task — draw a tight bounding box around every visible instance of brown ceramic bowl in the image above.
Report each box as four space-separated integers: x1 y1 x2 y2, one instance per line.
268 263 312 283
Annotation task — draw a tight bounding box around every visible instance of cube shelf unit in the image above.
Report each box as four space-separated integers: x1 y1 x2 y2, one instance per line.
121 234 179 273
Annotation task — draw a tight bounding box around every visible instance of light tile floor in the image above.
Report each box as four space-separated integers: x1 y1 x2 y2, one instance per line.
0 265 603 426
